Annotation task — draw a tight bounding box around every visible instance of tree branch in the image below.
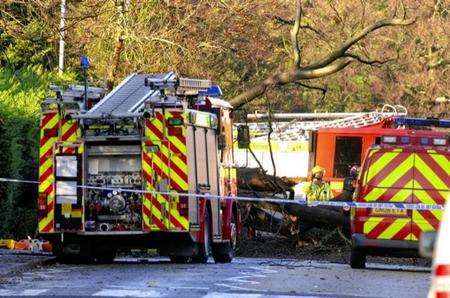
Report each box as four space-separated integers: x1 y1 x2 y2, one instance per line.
295 82 327 102
344 52 396 66
230 57 353 109
290 0 302 68
303 17 415 71
270 14 324 37
229 11 415 109
296 82 327 94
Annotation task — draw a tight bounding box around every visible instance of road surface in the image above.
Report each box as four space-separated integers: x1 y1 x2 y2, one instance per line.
0 257 431 297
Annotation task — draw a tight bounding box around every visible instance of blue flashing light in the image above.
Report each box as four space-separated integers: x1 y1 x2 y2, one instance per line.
394 117 450 128
80 55 90 69
199 85 223 97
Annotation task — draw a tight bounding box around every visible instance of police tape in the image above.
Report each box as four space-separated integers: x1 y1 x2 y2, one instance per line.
0 177 445 211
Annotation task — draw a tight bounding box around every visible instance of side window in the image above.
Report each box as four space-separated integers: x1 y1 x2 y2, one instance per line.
333 137 362 178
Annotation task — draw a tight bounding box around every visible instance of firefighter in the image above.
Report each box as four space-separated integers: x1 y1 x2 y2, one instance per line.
303 166 331 202
341 165 360 201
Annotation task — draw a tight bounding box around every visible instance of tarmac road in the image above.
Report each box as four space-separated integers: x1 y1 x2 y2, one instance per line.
0 257 431 298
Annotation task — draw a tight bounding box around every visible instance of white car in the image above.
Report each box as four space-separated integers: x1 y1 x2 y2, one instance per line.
421 201 450 298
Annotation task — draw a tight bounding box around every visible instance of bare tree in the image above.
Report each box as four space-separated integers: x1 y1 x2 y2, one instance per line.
229 2 415 109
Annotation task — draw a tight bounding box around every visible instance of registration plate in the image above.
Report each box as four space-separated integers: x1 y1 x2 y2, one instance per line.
371 208 407 216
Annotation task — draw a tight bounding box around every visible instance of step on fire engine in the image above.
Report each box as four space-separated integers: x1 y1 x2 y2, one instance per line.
37 72 239 263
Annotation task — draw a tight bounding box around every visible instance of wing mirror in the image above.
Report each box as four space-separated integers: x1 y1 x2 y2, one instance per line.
419 231 437 258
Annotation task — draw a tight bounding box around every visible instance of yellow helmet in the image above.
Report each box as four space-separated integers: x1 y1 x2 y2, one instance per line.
311 166 325 176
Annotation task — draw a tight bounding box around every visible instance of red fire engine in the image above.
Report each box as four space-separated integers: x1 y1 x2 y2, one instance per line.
37 73 239 263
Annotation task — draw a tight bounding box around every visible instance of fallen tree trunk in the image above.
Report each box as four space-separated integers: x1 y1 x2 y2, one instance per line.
248 205 315 237
245 203 349 231
284 203 350 228
237 167 296 192
237 167 350 241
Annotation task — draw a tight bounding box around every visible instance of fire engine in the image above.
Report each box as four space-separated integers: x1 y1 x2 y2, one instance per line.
234 106 408 198
37 72 239 263
350 128 450 268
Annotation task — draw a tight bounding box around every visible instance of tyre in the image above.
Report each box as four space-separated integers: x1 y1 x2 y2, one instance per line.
193 208 211 264
213 212 237 263
350 247 366 269
53 242 92 264
94 248 116 264
169 256 192 264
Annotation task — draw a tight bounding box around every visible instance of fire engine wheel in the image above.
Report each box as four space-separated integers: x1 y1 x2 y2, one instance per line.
169 256 192 264
94 248 117 264
193 208 212 264
350 247 366 269
52 242 95 264
213 213 237 263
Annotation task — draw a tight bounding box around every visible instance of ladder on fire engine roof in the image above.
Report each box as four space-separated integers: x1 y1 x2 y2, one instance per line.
246 104 408 141
83 72 212 119
87 72 177 117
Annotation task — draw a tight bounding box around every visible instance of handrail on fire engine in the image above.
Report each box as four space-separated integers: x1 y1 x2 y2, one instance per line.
67 111 149 120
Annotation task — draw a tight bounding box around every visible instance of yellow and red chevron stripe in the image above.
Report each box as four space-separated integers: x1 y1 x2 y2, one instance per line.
39 112 83 233
58 118 83 154
411 150 449 239
358 148 450 241
142 110 189 232
38 112 59 233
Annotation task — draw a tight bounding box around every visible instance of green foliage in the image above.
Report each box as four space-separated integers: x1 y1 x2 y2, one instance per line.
0 65 74 238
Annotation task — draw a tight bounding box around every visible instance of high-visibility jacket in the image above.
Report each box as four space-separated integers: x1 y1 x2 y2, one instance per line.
303 181 331 201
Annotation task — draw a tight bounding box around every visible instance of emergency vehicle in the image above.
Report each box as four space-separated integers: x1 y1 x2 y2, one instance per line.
350 129 450 268
234 106 407 198
37 72 239 263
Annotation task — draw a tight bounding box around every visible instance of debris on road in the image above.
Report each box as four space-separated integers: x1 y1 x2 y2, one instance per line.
0 237 52 253
0 239 15 250
0 249 54 279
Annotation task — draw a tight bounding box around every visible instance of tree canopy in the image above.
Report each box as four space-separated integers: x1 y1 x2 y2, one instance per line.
1 0 448 115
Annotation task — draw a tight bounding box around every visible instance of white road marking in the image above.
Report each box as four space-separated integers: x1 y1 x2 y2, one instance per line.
204 291 262 298
92 289 162 297
167 286 210 290
0 289 49 296
271 296 321 298
22 272 54 279
18 289 49 296
0 290 14 296
214 283 259 291
217 265 278 291
226 274 265 284
248 266 278 274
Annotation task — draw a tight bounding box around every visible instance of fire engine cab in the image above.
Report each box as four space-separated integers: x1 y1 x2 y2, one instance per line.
350 127 450 268
37 72 239 263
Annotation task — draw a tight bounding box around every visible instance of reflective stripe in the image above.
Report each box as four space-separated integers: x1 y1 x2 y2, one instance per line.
365 149 402 183
142 110 189 231
412 151 449 237
377 218 409 240
38 112 59 233
415 154 447 190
